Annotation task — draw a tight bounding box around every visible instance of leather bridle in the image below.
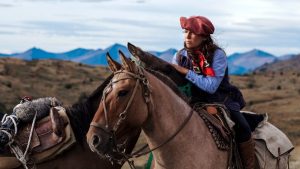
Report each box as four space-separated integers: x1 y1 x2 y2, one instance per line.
91 67 151 130
90 67 151 165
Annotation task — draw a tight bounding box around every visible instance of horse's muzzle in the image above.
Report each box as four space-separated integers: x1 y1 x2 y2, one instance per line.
90 134 102 150
87 127 113 158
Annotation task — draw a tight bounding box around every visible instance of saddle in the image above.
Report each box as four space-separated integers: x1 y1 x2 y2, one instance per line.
194 103 234 150
0 106 76 169
15 106 67 153
194 103 268 150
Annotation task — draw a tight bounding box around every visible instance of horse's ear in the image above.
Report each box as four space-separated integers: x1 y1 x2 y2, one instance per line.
127 42 141 60
119 50 136 71
106 52 121 72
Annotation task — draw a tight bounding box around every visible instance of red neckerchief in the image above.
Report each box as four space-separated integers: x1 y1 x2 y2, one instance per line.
191 51 215 76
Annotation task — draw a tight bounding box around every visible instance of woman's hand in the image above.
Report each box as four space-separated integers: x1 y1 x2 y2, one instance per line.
171 64 189 75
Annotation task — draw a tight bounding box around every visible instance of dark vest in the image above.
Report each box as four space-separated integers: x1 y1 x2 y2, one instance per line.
176 48 246 110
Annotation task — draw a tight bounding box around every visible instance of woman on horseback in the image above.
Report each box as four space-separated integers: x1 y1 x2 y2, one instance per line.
171 15 255 169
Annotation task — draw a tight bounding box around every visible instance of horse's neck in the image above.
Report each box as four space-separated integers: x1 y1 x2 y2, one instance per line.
66 100 95 143
142 72 223 168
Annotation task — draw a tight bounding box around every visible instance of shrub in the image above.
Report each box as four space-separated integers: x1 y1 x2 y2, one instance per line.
247 80 255 89
248 101 254 106
290 78 296 84
277 85 282 90
64 83 73 89
2 81 12 88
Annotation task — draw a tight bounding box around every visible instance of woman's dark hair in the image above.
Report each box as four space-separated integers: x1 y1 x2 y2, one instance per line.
184 35 224 65
200 35 223 64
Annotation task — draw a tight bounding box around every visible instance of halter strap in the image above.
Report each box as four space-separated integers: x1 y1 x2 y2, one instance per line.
130 108 194 158
96 67 150 132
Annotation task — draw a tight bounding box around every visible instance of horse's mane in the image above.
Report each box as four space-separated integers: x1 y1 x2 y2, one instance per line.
146 68 188 102
65 74 113 144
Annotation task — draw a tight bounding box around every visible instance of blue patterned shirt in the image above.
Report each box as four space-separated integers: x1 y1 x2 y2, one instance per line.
172 49 227 94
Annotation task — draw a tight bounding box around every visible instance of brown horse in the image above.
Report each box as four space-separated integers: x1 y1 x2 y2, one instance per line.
87 52 229 169
125 43 295 169
1 74 141 169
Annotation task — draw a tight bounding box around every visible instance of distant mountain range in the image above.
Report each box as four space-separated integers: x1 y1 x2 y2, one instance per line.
227 49 277 75
255 54 300 73
0 44 297 75
0 43 177 66
227 49 300 75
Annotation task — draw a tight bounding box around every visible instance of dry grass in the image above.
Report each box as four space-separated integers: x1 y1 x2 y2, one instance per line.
0 58 110 111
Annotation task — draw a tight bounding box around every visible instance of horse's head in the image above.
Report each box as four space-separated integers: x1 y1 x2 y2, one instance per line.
86 51 149 163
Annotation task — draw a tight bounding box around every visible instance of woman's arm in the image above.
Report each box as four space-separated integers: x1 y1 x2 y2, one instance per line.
173 49 227 94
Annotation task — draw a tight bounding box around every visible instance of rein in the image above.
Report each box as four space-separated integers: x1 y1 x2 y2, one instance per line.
90 67 194 168
130 108 194 158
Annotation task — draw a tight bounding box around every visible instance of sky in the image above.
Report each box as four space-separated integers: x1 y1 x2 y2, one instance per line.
0 0 300 56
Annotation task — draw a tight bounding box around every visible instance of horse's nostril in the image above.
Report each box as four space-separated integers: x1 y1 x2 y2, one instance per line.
92 135 101 147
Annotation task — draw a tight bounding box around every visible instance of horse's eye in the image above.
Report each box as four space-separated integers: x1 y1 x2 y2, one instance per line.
118 90 129 97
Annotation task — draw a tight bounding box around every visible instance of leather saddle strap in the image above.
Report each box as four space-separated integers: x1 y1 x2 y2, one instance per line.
197 107 230 142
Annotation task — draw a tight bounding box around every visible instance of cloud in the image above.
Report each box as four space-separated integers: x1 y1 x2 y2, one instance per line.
213 14 300 54
23 0 114 2
0 3 14 7
23 20 111 36
99 17 176 30
46 0 147 2
0 30 15 35
0 20 115 40
21 0 145 3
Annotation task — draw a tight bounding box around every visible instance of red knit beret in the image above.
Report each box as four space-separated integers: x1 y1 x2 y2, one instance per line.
180 16 215 36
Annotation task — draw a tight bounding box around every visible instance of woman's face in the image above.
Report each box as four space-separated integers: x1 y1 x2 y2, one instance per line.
184 29 206 49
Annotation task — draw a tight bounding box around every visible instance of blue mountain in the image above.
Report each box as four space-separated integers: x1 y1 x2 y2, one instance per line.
5 47 95 61
278 54 296 61
73 43 176 65
0 53 10 57
10 47 58 60
228 49 277 75
74 43 130 65
60 48 95 60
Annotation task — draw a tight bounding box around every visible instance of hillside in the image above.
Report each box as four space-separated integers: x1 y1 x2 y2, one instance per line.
0 58 110 112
